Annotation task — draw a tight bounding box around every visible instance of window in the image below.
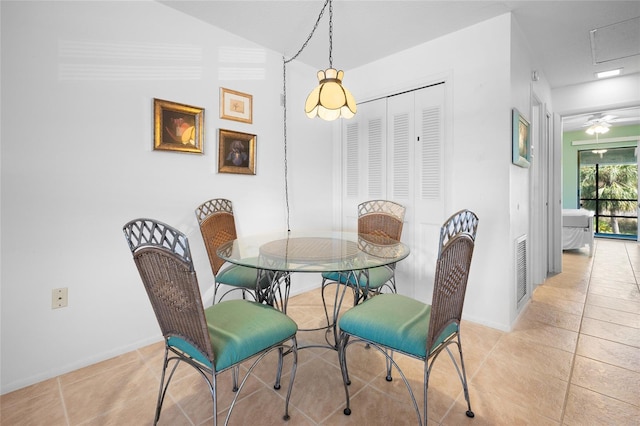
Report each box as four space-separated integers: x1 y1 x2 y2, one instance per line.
578 146 638 238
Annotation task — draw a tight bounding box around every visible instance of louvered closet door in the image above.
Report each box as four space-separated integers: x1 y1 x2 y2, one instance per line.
341 98 387 230
412 84 445 302
386 92 415 295
340 83 445 300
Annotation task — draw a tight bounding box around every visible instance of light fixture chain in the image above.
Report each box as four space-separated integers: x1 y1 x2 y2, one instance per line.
284 0 330 65
282 0 331 231
282 57 291 231
328 0 333 68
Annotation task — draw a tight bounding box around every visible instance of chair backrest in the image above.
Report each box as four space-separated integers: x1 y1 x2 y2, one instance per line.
437 209 479 256
195 199 238 276
123 218 214 364
357 200 406 241
427 209 479 353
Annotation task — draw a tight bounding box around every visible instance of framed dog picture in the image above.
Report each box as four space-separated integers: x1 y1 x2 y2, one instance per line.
218 129 256 175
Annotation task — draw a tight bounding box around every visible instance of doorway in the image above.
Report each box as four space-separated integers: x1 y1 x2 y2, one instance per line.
578 146 638 239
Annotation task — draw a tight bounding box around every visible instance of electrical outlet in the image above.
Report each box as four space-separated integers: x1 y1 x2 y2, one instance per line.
52 288 68 309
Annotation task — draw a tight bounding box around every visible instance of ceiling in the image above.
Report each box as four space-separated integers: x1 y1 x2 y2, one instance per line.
160 0 640 130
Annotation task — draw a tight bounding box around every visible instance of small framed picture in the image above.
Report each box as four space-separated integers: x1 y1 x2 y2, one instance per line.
512 108 530 168
218 129 256 175
154 98 204 154
220 88 252 124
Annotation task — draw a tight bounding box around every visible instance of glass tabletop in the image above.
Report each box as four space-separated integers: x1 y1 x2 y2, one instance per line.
217 230 410 273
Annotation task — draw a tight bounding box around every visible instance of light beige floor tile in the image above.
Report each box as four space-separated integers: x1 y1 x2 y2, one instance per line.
580 317 640 348
77 391 190 426
288 357 365 424
489 333 574 381
321 384 430 426
510 317 579 353
586 293 640 315
517 300 582 332
576 334 640 373
583 303 640 328
0 389 67 426
544 273 590 293
0 377 60 409
58 350 142 387
459 320 504 354
533 284 587 304
332 341 389 384
531 287 585 316
571 355 640 407
563 384 640 425
217 386 313 426
165 364 265 425
61 358 160 425
471 356 568 421
441 383 560 426
588 281 640 302
590 268 637 284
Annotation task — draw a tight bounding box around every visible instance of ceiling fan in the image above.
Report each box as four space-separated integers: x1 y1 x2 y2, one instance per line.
582 112 638 135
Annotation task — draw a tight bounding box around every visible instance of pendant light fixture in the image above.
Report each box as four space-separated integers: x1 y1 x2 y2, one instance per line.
304 0 356 121
281 0 357 230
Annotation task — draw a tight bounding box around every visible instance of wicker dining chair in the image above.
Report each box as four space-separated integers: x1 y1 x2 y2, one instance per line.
320 200 406 336
195 198 269 303
337 209 479 425
123 218 298 425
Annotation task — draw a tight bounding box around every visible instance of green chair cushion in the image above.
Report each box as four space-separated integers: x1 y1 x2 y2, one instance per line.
167 336 213 368
338 293 457 358
322 266 394 289
169 300 297 372
217 263 270 289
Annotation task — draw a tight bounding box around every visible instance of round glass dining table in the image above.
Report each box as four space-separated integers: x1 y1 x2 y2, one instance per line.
217 230 410 272
217 230 410 348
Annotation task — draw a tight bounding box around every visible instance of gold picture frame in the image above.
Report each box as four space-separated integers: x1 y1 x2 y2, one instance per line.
220 88 253 124
218 129 256 175
154 98 204 154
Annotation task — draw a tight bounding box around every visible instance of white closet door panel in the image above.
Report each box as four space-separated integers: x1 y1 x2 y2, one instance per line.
338 83 446 302
387 94 415 203
342 98 386 230
342 120 360 230
367 116 385 199
413 84 445 302
386 93 415 296
415 83 445 225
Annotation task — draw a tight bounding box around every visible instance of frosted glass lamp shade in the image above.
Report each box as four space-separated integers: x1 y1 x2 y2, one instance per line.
305 68 357 121
585 123 610 135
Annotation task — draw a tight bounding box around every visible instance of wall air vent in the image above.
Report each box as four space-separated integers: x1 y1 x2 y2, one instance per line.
515 234 528 309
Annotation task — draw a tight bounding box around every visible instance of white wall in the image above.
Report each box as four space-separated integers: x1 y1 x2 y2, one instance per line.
0 0 333 393
345 14 517 331
509 15 554 321
553 74 640 116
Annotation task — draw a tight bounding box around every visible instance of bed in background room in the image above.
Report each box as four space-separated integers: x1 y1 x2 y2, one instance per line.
562 209 595 256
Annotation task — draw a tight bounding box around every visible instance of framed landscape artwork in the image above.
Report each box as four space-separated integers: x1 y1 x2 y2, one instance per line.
512 108 530 168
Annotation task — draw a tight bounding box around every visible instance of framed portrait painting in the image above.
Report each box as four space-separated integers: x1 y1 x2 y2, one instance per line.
220 88 253 124
218 129 256 175
512 108 531 168
154 98 204 154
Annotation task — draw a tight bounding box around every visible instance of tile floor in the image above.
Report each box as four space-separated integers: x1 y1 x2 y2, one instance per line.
2 239 639 425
